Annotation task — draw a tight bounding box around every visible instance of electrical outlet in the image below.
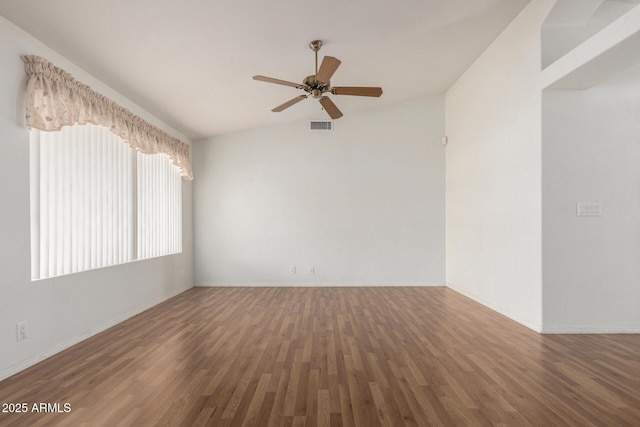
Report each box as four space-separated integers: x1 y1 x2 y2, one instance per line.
289 266 296 274
309 266 315 275
16 321 28 341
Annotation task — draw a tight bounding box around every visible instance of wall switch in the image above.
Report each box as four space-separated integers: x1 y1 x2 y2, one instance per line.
309 266 315 275
289 266 296 274
577 202 602 217
16 321 28 341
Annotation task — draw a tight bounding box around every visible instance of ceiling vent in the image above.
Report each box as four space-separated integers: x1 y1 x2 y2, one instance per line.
310 120 333 132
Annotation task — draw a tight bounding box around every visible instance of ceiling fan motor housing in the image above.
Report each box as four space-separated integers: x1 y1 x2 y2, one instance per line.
303 75 330 98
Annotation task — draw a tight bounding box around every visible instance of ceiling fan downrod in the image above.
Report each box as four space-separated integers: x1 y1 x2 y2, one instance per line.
309 40 323 75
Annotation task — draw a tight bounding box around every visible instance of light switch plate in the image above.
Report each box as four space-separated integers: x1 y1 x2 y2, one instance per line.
576 202 602 217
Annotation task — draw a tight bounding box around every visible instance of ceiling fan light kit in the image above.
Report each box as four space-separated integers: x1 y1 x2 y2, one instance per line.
253 40 383 120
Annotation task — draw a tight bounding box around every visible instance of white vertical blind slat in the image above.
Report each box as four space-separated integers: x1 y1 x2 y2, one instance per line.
29 131 41 280
62 129 69 275
39 131 49 278
53 130 62 277
70 126 77 273
90 125 97 270
98 125 105 267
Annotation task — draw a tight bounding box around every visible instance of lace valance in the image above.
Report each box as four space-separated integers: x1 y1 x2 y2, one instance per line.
21 55 193 180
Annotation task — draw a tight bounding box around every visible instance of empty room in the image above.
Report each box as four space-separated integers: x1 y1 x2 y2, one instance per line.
1 0 640 426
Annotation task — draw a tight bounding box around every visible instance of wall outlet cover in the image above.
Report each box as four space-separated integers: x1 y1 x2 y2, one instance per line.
16 321 28 341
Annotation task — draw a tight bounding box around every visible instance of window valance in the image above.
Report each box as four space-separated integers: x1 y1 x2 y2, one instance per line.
21 55 193 180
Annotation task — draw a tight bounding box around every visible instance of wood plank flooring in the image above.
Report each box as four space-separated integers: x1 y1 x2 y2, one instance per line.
1 287 639 426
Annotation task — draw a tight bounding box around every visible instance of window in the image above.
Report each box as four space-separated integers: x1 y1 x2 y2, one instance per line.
30 123 182 280
22 55 191 280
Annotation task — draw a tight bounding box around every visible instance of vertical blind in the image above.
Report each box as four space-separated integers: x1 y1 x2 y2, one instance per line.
137 152 182 259
30 123 182 280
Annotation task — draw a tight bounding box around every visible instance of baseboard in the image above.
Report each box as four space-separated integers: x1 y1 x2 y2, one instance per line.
0 285 191 382
541 326 640 334
196 281 445 287
445 283 542 332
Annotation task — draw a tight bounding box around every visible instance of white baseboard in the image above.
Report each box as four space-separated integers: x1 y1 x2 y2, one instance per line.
445 283 543 332
195 281 446 287
0 286 191 382
541 326 640 334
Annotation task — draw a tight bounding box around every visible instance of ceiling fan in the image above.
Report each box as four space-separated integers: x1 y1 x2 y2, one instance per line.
253 40 383 120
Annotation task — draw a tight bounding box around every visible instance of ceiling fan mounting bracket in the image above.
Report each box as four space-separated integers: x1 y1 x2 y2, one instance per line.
309 40 323 52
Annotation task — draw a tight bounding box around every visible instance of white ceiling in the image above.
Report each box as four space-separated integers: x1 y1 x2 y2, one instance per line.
0 0 530 139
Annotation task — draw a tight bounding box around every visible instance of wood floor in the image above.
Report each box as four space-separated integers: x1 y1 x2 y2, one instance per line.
1 287 639 426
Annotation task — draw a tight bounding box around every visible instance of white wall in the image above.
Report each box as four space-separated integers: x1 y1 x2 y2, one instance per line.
445 0 556 331
542 69 640 332
193 97 445 286
0 16 194 381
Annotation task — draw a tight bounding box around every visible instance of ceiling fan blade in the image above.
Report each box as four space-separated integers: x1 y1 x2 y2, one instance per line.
316 56 341 83
332 86 383 97
319 97 343 120
253 75 306 89
272 95 307 112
